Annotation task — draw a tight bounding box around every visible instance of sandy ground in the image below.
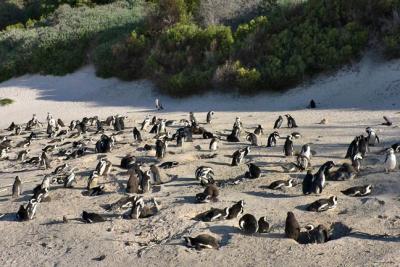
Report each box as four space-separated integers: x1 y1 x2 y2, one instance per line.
0 54 400 267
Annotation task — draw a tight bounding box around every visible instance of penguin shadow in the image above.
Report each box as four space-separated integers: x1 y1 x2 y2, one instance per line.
163 177 198 187
173 195 196 204
253 161 282 168
246 190 300 199
205 161 231 167
12 194 33 203
348 231 400 243
0 197 9 202
208 225 239 246
0 213 18 222
294 204 309 211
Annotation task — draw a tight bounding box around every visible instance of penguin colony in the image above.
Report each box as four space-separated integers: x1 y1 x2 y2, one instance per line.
0 107 398 253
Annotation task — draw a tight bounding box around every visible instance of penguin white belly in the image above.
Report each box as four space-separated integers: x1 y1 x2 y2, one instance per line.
385 155 396 170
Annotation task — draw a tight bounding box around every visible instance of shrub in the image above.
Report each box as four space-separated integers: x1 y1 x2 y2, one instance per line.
0 98 14 106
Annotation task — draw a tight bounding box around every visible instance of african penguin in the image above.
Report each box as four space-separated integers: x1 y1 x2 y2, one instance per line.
82 211 105 223
283 135 294 157
226 200 244 219
209 137 219 151
285 114 298 128
302 170 314 195
312 161 335 194
306 196 337 212
285 212 300 241
273 116 283 129
246 132 259 146
245 163 261 179
341 184 373 197
12 176 22 198
268 178 295 190
239 214 259 234
155 139 166 159
195 184 219 203
266 131 279 147
206 111 214 124
384 148 396 173
254 125 264 135
133 127 142 142
366 127 379 146
184 234 219 250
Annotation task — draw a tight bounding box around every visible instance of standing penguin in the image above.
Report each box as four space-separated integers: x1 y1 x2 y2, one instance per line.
300 144 311 159
12 176 22 198
273 116 283 129
254 125 264 135
285 212 300 241
285 114 298 128
141 116 151 131
127 170 140 194
231 147 250 166
245 163 261 179
87 171 99 190
141 171 151 193
267 131 280 147
283 135 294 156
133 127 142 142
384 148 396 173
239 214 259 234
357 135 368 157
312 161 335 194
246 132 259 146
345 136 360 159
155 139 166 159
206 111 214 124
302 170 314 195
366 127 380 146
209 137 219 151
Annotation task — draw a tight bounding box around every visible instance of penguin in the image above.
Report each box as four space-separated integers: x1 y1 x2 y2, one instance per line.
195 166 215 186
126 170 140 194
233 117 242 130
133 127 142 142
206 111 214 124
341 185 373 197
0 147 9 160
358 135 369 157
158 161 179 169
254 125 263 135
312 161 335 194
329 163 357 181
306 196 337 212
141 171 152 193
258 217 270 233
96 158 107 176
155 139 166 159
307 225 329 244
366 127 379 146
391 143 400 153
6 122 16 131
227 126 240 142
245 163 261 179
121 154 136 169
246 132 259 146
283 135 294 156
302 170 314 195
195 208 229 222
87 171 99 190
195 184 219 203
63 172 76 188
296 155 310 171
12 176 22 198
345 136 360 159
280 162 303 173
141 116 151 131
384 148 396 173
39 151 51 169
300 144 311 159
239 214 259 234
56 129 69 137
184 234 219 250
41 175 51 191
57 118 65 127
352 152 363 173
129 197 160 219
82 211 106 223
268 178 295 190
17 205 29 221
273 116 283 129
149 164 165 185
231 148 246 166
285 114 298 128
15 125 22 135
226 200 244 219
267 131 279 147
209 137 219 151
285 211 300 241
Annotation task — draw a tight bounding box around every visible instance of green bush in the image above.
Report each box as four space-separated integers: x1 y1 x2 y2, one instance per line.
0 2 144 80
0 98 14 106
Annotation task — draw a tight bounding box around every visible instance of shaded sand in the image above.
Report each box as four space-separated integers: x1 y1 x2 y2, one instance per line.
0 54 399 266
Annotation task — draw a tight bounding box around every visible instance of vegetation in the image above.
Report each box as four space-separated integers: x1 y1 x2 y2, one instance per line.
0 98 14 106
1 0 400 97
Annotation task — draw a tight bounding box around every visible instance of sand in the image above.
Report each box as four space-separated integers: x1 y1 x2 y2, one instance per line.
0 54 399 267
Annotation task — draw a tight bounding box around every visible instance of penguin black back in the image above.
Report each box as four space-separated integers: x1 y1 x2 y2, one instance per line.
285 211 300 241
